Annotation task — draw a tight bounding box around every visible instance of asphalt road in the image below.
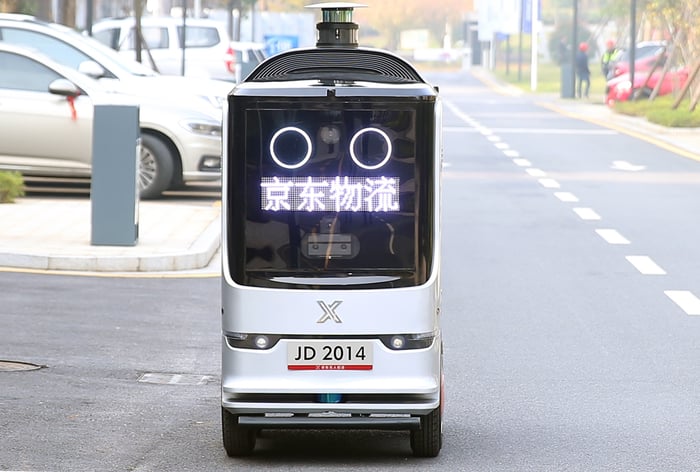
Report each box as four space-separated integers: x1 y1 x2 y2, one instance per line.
1 70 699 471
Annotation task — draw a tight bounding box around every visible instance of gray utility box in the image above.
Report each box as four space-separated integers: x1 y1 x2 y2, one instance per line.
90 102 140 246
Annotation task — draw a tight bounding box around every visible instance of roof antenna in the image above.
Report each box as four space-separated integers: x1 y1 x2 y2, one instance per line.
306 2 367 48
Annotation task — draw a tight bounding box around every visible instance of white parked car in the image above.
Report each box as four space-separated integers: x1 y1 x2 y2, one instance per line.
0 13 232 197
91 16 267 83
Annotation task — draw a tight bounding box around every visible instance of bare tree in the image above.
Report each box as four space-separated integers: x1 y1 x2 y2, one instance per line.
59 0 76 27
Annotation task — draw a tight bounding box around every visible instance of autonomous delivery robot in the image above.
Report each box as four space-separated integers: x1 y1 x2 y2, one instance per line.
220 2 443 457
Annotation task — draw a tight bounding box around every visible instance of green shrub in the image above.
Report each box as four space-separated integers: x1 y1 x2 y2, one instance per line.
614 96 700 127
646 107 700 127
0 171 26 203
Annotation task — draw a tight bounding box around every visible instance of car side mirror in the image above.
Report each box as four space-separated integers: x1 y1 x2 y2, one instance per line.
78 60 106 79
48 79 81 98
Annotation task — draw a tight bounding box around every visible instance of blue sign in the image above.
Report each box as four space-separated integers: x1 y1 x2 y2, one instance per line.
264 35 299 56
521 0 541 34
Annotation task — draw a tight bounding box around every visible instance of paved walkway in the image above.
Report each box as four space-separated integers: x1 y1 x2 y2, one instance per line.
0 199 220 273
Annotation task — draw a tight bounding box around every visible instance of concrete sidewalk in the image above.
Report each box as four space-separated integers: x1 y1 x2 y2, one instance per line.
0 198 220 273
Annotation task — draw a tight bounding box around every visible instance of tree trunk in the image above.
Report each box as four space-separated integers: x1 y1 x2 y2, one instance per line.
59 0 76 27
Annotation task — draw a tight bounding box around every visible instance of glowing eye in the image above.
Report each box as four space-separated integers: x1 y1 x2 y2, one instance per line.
350 127 392 170
269 126 312 169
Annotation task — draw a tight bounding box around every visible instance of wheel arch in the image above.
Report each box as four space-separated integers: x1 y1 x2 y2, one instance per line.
139 127 184 187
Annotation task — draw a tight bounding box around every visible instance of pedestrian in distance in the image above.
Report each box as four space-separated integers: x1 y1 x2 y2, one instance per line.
601 39 620 79
575 42 591 99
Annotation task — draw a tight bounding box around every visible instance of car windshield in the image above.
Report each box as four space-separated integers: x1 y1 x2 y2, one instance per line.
617 44 664 62
0 19 158 78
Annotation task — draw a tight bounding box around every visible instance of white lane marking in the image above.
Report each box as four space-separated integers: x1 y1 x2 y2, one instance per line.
538 178 561 188
665 291 700 315
526 168 547 177
595 229 630 245
444 127 617 135
504 149 520 158
612 160 647 172
513 158 532 167
554 192 579 202
494 142 510 150
626 256 667 275
488 135 501 142
573 207 601 220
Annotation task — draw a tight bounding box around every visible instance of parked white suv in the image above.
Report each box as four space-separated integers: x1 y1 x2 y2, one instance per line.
91 16 267 82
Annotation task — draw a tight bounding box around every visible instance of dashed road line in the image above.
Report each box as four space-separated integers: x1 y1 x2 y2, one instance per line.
554 192 579 202
538 178 561 188
625 256 667 275
526 168 547 177
445 99 696 319
595 229 630 245
573 207 601 220
665 291 700 315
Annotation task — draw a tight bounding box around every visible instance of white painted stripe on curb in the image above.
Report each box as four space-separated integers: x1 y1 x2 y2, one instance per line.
626 256 666 275
554 192 579 202
595 229 630 244
665 290 700 315
573 207 601 220
538 178 561 188
513 158 532 167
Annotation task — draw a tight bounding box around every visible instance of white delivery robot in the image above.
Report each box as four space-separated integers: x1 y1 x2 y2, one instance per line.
221 2 443 457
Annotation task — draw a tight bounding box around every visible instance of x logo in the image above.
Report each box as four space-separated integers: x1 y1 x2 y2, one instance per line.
316 300 343 323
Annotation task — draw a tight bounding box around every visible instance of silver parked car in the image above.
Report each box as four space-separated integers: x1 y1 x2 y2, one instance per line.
0 13 233 197
0 43 222 199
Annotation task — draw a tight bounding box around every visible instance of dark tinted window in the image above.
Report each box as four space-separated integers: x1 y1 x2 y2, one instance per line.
176 25 220 48
0 28 92 69
128 26 168 49
92 28 120 50
0 50 61 92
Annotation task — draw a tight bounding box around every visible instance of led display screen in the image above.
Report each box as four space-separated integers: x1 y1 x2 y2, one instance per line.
228 99 435 289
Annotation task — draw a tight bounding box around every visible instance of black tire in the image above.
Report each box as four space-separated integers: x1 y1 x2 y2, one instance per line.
138 134 175 199
222 407 256 457
410 406 442 458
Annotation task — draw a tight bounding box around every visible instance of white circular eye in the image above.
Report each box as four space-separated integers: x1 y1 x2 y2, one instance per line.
269 126 312 169
349 127 392 170
391 336 405 349
254 335 269 349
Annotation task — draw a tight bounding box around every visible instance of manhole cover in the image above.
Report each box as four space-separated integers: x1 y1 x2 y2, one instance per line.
0 360 43 372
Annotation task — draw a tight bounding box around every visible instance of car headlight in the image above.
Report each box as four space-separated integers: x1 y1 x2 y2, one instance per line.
180 119 222 137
